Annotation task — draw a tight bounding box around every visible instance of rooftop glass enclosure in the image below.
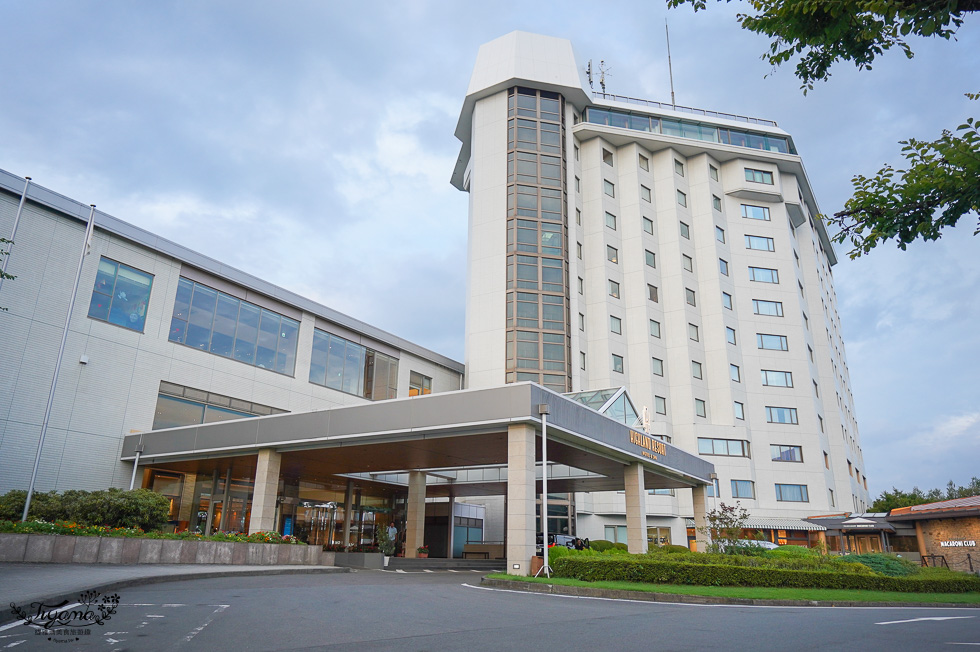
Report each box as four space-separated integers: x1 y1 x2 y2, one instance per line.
584 107 795 155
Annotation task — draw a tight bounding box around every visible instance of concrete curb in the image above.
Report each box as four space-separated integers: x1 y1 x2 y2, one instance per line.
3 566 350 620
479 578 980 609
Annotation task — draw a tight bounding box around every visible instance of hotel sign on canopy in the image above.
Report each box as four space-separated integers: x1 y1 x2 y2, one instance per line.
629 430 666 460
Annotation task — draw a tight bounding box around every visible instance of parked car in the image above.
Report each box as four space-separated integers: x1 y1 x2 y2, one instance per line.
535 533 581 556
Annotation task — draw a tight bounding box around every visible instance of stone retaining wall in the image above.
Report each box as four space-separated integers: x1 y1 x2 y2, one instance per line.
0 534 336 566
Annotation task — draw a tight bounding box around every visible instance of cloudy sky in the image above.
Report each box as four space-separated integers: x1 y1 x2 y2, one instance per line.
2 1 978 497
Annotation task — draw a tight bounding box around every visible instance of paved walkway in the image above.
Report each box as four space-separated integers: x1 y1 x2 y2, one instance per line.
0 563 347 613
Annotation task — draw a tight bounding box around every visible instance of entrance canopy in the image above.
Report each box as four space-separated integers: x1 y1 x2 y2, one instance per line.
121 383 713 496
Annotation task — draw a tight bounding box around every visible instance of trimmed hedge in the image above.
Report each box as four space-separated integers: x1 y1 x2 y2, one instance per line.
0 489 171 531
552 557 980 593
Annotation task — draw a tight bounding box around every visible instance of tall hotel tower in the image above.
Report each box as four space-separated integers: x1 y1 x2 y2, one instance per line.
452 32 870 545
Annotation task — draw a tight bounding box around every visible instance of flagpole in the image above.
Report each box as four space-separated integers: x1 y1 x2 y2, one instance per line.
0 176 31 295
22 205 97 521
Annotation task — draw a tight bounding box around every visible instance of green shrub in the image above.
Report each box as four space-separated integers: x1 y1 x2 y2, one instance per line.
766 546 822 559
589 539 614 552
0 488 170 531
846 553 920 577
551 556 980 593
548 545 571 561
0 490 65 521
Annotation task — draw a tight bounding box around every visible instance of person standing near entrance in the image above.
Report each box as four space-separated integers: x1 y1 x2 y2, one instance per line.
387 522 398 554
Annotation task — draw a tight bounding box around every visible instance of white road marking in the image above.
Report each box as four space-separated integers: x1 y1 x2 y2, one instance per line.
4 641 26 648
946 643 980 646
877 617 975 626
423 570 434 573
395 569 406 573
462 584 980 611
448 570 460 573
105 638 124 645
146 615 165 618
181 605 229 644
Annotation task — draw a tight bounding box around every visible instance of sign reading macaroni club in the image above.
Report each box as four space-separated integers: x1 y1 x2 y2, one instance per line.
629 430 666 460
940 540 977 548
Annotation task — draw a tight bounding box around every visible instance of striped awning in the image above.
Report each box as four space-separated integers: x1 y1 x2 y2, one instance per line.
685 517 826 532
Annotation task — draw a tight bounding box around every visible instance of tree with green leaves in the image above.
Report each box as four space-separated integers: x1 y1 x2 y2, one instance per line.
667 0 980 258
870 476 980 511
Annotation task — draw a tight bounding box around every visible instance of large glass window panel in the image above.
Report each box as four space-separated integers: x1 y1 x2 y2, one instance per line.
153 395 206 429
775 483 808 502
234 302 260 364
107 265 153 331
185 285 217 350
325 335 347 390
255 309 281 370
342 341 365 396
209 294 240 358
203 405 253 423
168 278 194 344
309 330 329 386
276 317 299 375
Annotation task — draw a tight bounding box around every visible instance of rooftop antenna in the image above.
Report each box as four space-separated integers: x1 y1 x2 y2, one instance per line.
598 60 611 94
666 20 676 108
586 60 594 90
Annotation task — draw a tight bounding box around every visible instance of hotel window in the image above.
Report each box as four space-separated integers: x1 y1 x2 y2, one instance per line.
645 250 656 268
643 217 654 235
745 235 775 251
607 245 619 263
639 154 649 171
730 364 741 382
88 258 154 332
610 315 622 334
752 299 783 316
775 484 809 502
722 292 733 309
731 480 755 499
579 313 585 331
641 185 652 202
574 145 579 161
766 406 799 424
608 279 620 298
734 401 745 420
650 319 661 338
576 208 582 225
648 284 659 302
726 327 736 345
688 323 699 341
604 180 615 197
652 357 664 376
605 212 617 230
719 258 729 276
709 165 719 181
808 345 814 362
580 351 586 370
602 148 614 166
683 255 694 272
655 396 667 415
695 398 707 418
771 444 803 462
741 204 771 221
749 266 779 283
577 277 584 294
828 488 835 507
757 333 788 351
674 159 685 176
310 329 400 399
677 190 687 207
680 221 690 239
152 382 286 430
813 380 820 397
744 168 774 184
612 354 624 373
761 369 793 387
575 176 581 192
824 451 830 469
692 360 703 379
712 195 722 211
699 438 750 457
408 372 432 397
685 288 696 306
715 226 725 243
577 242 583 259
169 278 300 376
818 415 825 432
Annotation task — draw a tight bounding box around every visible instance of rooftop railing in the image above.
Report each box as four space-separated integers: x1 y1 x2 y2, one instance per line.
592 92 778 127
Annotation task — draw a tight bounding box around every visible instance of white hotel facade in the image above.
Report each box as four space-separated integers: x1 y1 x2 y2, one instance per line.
453 32 869 546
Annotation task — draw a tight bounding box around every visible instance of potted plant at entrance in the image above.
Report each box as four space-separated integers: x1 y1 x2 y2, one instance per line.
417 545 429 559
377 526 395 567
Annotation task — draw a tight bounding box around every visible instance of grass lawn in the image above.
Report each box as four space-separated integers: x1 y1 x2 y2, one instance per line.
485 573 980 605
